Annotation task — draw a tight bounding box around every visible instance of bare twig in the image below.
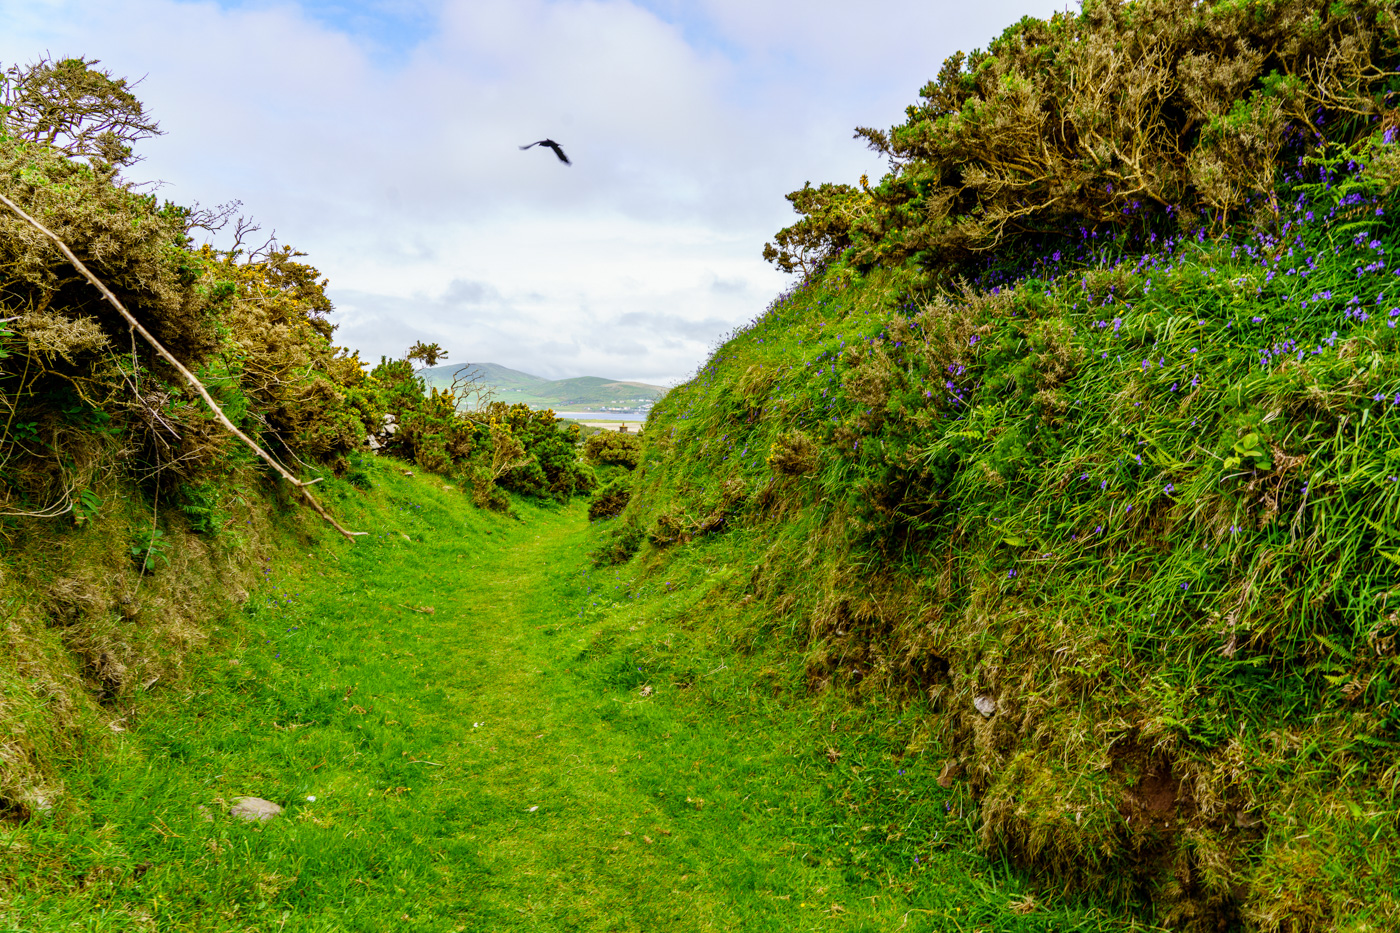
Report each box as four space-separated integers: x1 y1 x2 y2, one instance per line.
184 198 241 237
0 192 365 540
449 364 496 412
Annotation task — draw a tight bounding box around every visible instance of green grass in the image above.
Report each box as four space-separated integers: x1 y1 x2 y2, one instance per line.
0 460 1158 932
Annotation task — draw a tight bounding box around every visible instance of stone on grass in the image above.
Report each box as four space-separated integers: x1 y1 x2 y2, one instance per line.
229 797 282 822
973 694 997 718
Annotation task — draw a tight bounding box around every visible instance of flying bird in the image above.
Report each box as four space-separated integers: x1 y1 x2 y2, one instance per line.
519 139 571 165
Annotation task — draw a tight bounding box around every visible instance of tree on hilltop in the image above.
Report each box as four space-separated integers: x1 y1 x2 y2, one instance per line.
406 341 448 369
0 55 162 171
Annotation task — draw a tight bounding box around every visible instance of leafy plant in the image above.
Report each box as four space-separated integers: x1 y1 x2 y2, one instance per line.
767 0 1398 281
71 488 101 527
588 475 631 521
130 526 168 572
178 482 221 535
627 117 1400 927
1225 431 1272 471
592 516 645 565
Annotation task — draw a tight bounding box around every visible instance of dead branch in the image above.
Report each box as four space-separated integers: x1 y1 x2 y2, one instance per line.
184 199 241 237
0 192 365 540
449 364 496 412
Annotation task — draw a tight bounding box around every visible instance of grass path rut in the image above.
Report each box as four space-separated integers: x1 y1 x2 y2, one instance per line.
2 470 1152 933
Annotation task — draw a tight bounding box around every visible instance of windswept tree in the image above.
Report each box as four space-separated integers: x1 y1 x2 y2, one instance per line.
406 340 448 369
0 55 161 170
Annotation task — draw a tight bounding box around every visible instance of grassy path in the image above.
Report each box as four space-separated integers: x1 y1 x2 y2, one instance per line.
2 470 1154 932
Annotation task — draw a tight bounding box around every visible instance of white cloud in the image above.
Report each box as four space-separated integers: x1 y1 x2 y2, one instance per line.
1 0 1067 383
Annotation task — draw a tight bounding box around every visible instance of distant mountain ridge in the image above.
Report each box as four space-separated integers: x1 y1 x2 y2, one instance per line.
417 362 667 413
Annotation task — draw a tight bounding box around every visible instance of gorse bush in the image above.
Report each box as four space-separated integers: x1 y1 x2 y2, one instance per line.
0 135 380 520
766 0 1400 281
363 361 593 505
583 429 642 469
587 474 631 521
0 56 591 528
489 402 594 502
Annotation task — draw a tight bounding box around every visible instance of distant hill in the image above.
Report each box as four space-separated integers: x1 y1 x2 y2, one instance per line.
417 362 667 413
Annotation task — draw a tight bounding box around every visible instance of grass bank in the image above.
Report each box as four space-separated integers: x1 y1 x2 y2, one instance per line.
0 457 1155 932
602 142 1400 928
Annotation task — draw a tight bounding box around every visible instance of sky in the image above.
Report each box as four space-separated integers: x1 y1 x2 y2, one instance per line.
2 0 1068 385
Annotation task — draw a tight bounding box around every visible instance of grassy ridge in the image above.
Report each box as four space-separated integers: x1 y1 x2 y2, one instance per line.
0 457 1162 931
607 141 1400 929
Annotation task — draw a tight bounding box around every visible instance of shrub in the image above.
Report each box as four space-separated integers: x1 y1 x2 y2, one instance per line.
766 0 1400 281
481 403 593 502
592 516 645 565
646 510 686 547
767 431 818 476
583 430 641 469
588 475 631 521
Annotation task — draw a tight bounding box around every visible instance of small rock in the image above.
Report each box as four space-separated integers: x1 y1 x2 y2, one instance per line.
24 790 55 815
973 694 997 718
229 797 282 822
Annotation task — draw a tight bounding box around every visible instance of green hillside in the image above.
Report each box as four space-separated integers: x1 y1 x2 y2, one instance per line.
419 362 667 412
596 2 1400 928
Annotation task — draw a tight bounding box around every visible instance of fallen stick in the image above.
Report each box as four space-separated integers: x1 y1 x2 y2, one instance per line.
0 192 366 540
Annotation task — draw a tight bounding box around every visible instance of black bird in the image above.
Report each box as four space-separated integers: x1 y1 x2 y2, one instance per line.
519 139 571 165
